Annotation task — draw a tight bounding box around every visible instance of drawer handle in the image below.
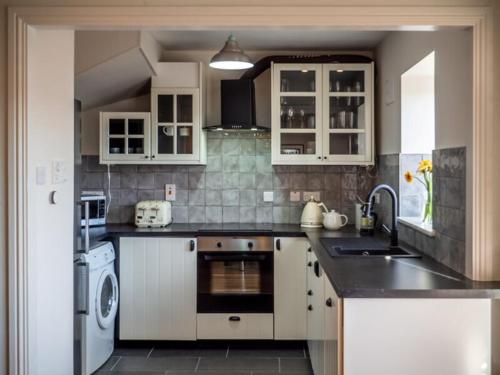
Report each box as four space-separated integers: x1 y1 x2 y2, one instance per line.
190 240 195 252
314 261 321 278
276 239 281 251
229 316 241 322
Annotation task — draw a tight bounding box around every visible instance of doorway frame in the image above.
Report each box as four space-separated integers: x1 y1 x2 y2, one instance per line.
7 5 494 374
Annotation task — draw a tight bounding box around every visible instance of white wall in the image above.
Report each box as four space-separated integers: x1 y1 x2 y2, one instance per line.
376 30 472 154
27 28 74 375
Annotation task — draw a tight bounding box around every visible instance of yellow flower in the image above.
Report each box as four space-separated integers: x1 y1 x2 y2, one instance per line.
417 159 433 173
404 171 414 183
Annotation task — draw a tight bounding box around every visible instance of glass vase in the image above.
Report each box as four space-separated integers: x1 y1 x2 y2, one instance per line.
422 192 432 224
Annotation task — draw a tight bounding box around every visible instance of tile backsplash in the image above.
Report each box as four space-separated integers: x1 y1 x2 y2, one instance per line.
81 133 376 224
377 147 467 275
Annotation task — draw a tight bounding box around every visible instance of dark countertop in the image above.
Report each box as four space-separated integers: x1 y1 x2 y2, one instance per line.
89 223 500 299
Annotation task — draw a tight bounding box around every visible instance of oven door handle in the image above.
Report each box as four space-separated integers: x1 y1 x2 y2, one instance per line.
202 254 267 262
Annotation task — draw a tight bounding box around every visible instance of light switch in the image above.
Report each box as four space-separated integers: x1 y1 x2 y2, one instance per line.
263 191 274 202
36 166 47 186
290 191 301 202
165 184 176 201
52 160 67 184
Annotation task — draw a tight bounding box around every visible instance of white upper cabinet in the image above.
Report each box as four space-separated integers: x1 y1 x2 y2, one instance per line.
99 62 206 165
271 62 374 165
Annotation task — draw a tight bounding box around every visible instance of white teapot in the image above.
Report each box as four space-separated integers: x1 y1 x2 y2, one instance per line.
322 210 348 230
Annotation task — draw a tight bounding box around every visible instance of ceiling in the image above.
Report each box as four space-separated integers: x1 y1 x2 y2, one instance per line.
150 29 389 51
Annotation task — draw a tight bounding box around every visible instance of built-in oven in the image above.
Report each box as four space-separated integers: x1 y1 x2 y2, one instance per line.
197 236 274 313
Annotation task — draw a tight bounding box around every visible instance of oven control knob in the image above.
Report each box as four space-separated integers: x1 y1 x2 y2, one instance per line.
248 242 254 249
216 242 223 248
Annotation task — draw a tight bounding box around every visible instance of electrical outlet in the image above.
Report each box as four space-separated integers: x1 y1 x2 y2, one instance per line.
303 191 321 201
263 191 274 202
52 160 67 184
165 184 176 201
290 191 301 202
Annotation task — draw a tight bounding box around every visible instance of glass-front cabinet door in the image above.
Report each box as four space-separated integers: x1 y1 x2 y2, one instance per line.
100 112 151 163
272 64 323 164
151 88 200 162
322 63 373 163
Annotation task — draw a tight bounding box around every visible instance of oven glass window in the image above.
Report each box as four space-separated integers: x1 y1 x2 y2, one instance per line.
208 261 263 295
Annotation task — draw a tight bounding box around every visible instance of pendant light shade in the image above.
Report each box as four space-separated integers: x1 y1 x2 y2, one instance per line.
209 35 254 70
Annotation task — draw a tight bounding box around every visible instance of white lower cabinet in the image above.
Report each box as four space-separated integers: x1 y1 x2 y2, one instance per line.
119 237 197 340
274 237 308 339
197 313 274 340
307 249 343 375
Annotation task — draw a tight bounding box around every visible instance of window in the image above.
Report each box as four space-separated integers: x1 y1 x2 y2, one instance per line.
399 52 435 231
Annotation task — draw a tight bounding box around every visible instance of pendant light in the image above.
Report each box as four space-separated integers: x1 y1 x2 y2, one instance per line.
209 35 253 70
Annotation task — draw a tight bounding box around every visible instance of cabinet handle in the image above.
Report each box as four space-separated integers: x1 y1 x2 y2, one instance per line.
276 239 281 251
308 305 313 311
314 261 321 278
229 316 241 322
144 155 149 159
151 155 156 159
326 298 333 307
317 156 321 160
307 290 313 296
307 261 313 267
307 247 312 253
323 156 327 160
190 240 195 252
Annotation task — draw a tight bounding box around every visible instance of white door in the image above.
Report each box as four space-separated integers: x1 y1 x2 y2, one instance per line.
151 88 200 162
274 237 308 339
119 237 197 340
95 269 119 330
322 63 374 164
100 112 151 163
272 63 323 164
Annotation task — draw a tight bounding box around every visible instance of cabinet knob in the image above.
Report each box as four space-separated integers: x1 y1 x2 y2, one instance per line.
307 247 312 252
308 305 313 311
248 242 254 249
151 155 156 159
144 155 149 159
307 290 313 296
326 298 333 307
307 261 313 267
317 156 321 160
323 156 327 160
216 242 223 248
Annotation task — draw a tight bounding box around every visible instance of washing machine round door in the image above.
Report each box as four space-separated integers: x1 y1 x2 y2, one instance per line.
96 269 119 329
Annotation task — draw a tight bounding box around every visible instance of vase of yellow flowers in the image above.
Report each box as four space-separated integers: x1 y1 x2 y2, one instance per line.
404 159 433 224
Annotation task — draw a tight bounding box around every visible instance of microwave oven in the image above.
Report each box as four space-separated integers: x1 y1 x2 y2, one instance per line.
81 194 106 227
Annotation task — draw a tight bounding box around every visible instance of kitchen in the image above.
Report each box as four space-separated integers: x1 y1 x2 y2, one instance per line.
69 26 498 375
4 5 500 374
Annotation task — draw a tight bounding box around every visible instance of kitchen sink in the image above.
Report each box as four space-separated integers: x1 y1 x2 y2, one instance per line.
320 237 421 258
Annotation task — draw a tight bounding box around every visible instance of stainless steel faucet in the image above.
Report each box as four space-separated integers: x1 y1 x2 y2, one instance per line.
365 184 399 247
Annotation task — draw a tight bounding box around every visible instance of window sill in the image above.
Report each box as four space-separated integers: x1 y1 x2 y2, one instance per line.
398 217 436 237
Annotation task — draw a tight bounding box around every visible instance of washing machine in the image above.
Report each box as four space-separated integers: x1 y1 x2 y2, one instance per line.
81 241 119 374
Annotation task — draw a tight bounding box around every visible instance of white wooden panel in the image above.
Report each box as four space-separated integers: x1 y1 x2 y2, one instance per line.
119 237 197 340
307 249 325 375
197 314 274 340
152 62 201 88
324 277 342 375
343 299 491 375
274 237 308 339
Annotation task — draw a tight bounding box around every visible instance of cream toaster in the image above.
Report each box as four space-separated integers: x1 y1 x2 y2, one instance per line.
135 200 172 228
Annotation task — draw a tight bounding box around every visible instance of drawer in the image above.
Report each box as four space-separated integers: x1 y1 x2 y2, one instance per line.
197 313 274 340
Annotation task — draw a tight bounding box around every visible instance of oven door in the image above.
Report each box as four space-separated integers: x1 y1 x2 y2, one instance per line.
197 251 273 313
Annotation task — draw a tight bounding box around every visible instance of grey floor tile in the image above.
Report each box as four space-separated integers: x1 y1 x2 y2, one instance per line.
197 357 279 372
228 342 307 358
113 347 153 357
168 372 250 375
112 357 198 372
94 371 163 375
97 355 121 371
279 358 314 373
150 348 227 358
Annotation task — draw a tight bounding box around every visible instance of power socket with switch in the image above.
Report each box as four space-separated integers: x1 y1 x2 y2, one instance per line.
165 184 176 201
263 191 274 202
303 191 321 201
290 191 301 202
